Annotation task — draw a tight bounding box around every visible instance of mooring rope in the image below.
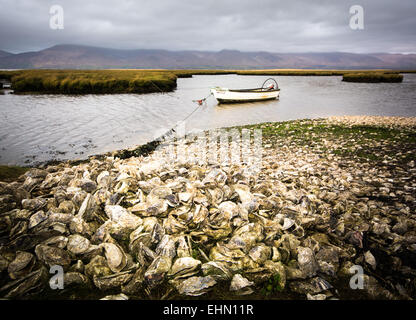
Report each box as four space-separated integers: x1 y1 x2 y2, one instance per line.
117 88 213 159
156 92 212 141
150 82 213 141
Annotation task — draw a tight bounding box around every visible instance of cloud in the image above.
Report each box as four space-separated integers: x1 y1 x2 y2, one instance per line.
0 0 415 53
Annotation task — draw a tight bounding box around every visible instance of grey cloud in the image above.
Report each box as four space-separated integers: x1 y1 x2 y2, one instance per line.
0 0 415 53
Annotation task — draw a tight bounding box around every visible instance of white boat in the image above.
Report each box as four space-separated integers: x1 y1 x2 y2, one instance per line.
210 78 280 104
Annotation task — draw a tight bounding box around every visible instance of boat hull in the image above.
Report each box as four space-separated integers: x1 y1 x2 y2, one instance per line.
211 88 280 104
216 96 278 103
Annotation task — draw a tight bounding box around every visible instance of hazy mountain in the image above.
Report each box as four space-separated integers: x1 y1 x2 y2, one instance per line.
0 50 13 59
0 45 415 69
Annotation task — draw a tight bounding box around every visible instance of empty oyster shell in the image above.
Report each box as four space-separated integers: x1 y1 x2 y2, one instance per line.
230 274 254 295
144 255 172 287
173 275 217 296
35 244 71 267
67 234 91 255
168 257 201 279
101 243 127 273
8 251 35 280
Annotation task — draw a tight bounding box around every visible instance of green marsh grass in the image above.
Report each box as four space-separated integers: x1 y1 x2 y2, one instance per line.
4 69 177 94
342 72 403 83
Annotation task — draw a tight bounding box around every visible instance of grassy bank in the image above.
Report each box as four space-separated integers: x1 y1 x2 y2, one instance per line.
173 69 406 77
236 69 346 76
234 69 400 76
0 165 29 181
342 72 403 83
0 69 411 94
175 69 407 82
173 70 237 78
1 70 177 94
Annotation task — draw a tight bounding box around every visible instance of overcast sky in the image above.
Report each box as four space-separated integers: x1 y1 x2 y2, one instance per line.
0 0 415 54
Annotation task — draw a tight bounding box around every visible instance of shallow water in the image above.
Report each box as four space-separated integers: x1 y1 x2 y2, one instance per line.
0 74 415 166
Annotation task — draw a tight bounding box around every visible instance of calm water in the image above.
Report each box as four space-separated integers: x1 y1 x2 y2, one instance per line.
1 74 416 166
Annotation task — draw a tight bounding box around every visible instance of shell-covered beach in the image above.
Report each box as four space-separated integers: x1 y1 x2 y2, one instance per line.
0 116 415 300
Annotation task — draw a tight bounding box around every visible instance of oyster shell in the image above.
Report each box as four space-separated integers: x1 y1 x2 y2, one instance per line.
173 275 217 296
168 257 201 279
35 244 71 267
8 251 35 280
94 271 134 291
101 242 127 273
229 274 254 295
297 247 319 278
144 256 172 287
104 205 142 230
100 293 129 300
67 234 91 255
201 261 232 280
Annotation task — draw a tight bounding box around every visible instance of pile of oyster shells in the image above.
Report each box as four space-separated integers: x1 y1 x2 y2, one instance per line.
0 117 415 300
326 115 416 129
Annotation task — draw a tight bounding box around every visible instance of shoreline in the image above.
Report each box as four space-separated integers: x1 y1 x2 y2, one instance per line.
2 115 416 170
0 115 415 300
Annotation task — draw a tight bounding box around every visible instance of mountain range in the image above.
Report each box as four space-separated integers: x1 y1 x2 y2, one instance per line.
1 45 415 69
